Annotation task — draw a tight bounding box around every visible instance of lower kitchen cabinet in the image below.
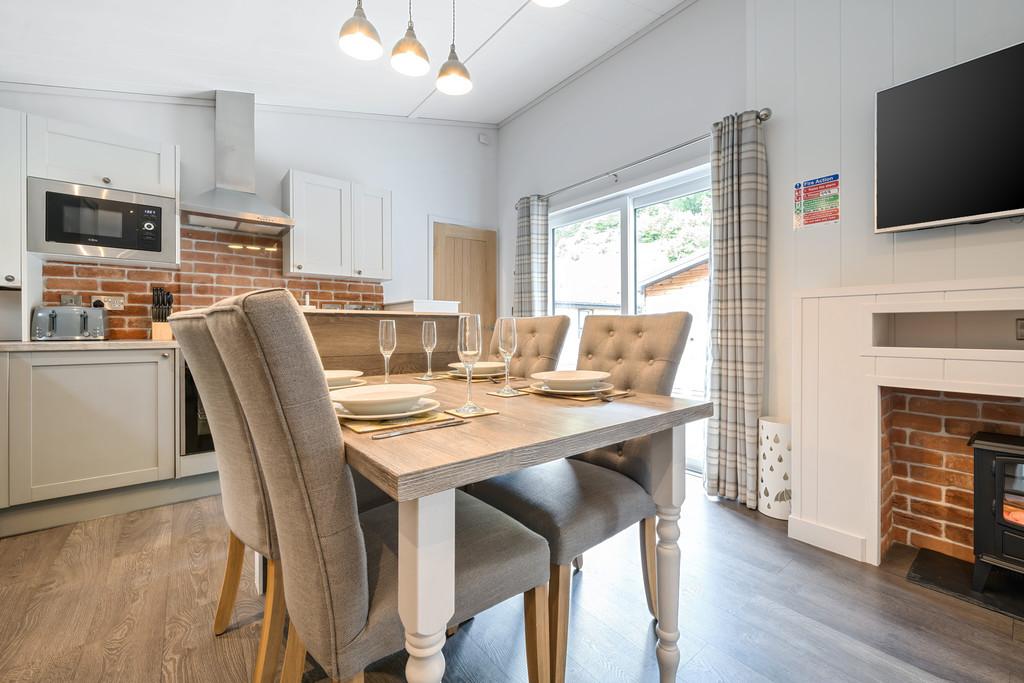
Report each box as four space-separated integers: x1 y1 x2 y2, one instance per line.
8 349 175 504
0 353 8 509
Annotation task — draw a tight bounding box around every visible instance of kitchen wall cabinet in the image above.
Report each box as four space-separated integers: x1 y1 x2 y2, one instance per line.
0 107 24 288
352 184 392 280
282 170 353 278
26 115 177 198
8 349 175 504
282 170 392 280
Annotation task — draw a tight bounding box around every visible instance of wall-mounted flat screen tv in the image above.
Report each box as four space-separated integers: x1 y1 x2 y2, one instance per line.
875 41 1024 234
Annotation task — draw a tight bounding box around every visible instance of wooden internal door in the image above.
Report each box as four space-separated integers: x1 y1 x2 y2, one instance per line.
432 222 497 339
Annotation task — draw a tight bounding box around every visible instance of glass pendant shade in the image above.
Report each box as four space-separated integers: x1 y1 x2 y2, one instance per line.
533 0 570 6
436 45 472 95
391 24 430 76
338 0 383 61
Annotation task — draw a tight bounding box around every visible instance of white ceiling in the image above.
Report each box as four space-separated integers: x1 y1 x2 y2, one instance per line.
0 0 685 125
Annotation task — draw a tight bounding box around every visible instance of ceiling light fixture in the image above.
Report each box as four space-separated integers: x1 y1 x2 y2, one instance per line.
436 0 472 96
338 0 383 61
391 0 430 76
532 0 571 6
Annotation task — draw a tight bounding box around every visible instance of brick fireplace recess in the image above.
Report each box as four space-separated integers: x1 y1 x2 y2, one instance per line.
879 388 1024 564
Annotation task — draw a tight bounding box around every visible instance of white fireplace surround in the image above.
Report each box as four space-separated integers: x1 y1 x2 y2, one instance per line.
791 276 1024 566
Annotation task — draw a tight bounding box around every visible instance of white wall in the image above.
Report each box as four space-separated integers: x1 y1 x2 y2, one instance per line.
496 0 748 314
0 85 498 302
751 0 1024 420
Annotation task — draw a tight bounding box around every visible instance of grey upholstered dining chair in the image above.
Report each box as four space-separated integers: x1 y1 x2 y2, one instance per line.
466 311 693 683
170 309 391 683
203 289 552 683
487 314 570 377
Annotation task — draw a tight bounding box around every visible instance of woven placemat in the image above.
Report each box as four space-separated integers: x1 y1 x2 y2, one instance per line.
518 387 632 403
340 411 450 433
444 406 500 419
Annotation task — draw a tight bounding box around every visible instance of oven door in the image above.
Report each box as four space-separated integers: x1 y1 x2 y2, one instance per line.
27 177 178 265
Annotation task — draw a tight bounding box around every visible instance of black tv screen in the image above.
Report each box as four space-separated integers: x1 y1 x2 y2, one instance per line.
875 41 1024 233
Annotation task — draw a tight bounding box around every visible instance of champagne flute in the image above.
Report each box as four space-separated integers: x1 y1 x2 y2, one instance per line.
456 313 484 414
418 320 437 380
379 319 397 383
496 317 519 396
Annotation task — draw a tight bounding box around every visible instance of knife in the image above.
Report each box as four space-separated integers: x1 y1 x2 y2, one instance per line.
371 418 467 440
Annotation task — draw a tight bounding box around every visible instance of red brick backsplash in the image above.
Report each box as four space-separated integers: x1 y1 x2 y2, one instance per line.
42 227 383 339
880 387 1024 564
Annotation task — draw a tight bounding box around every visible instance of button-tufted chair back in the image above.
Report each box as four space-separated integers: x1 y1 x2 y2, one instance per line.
575 312 692 394
488 315 570 378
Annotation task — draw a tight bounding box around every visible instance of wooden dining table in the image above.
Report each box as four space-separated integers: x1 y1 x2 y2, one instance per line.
340 373 713 683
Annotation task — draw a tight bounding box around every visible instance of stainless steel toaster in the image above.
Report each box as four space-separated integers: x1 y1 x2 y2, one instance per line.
31 305 109 341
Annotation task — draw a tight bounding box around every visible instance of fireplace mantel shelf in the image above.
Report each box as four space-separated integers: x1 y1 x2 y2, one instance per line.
863 347 1024 363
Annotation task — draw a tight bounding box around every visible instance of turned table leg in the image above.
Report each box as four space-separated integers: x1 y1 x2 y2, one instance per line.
399 490 455 683
649 425 686 682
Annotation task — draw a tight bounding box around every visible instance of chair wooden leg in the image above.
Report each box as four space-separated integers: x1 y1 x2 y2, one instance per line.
213 531 246 636
572 554 583 572
524 583 550 683
640 516 658 620
446 624 459 638
280 622 307 683
252 558 286 683
548 564 571 683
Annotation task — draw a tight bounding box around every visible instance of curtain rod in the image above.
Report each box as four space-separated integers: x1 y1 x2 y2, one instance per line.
541 107 772 202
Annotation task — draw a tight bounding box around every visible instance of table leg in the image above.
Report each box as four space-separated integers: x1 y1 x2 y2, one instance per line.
649 425 686 682
398 490 456 683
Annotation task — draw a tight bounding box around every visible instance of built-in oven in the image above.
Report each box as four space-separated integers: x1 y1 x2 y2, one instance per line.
182 361 215 456
27 176 178 266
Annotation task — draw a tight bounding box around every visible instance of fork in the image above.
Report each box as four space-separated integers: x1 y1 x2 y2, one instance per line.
600 391 635 403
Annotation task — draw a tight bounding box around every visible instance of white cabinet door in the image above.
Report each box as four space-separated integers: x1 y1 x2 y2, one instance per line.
8 349 176 504
282 170 353 278
0 108 24 288
352 184 392 280
0 353 8 509
26 115 177 198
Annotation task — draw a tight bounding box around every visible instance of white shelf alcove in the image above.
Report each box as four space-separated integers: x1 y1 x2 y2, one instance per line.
791 277 1024 566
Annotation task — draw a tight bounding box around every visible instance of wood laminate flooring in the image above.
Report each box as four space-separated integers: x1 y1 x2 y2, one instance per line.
1 475 1022 682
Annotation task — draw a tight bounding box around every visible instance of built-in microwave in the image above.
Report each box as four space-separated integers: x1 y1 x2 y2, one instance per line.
27 177 178 266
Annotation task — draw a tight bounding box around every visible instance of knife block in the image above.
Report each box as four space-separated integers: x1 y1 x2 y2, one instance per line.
151 322 173 341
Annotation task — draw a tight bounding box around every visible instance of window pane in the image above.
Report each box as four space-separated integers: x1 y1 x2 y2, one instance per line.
634 190 712 472
552 211 621 368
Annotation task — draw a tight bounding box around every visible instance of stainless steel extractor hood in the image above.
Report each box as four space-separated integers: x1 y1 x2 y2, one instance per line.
180 91 294 236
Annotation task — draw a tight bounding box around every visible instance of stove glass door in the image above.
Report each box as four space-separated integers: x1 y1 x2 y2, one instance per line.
1002 461 1024 529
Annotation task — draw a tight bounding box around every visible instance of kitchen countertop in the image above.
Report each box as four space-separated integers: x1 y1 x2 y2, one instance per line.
303 309 462 317
0 340 179 352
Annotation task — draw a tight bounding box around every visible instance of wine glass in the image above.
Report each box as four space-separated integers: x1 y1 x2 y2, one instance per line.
418 320 437 380
456 313 484 414
496 317 519 396
379 319 396 383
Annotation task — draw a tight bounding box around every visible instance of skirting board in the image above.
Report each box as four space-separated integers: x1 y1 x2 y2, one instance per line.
788 515 870 564
0 473 220 538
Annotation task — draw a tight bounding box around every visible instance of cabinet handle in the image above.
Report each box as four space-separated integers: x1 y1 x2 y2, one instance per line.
102 176 112 184
161 352 170 358
3 274 13 282
356 269 363 275
296 264 303 270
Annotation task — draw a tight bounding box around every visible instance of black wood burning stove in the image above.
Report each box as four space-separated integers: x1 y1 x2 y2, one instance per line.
971 432 1024 590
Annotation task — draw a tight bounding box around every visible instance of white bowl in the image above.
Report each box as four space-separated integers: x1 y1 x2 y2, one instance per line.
531 370 612 391
325 369 364 387
330 383 436 416
448 361 506 376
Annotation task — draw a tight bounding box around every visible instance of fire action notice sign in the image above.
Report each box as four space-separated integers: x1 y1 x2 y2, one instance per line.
793 173 840 229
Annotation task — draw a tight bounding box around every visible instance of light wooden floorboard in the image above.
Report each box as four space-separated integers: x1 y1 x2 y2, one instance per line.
0 474 1021 682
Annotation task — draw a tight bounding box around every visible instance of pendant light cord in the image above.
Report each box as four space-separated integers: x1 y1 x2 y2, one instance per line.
451 0 456 48
408 0 413 27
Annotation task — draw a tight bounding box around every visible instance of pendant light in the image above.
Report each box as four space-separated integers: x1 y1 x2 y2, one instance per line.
391 0 430 76
436 0 472 95
532 0 571 6
338 0 383 61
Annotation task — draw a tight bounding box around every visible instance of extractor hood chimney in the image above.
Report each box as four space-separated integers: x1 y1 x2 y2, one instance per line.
180 91 294 236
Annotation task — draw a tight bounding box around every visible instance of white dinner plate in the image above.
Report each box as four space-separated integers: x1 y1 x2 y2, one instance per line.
334 398 441 421
530 370 612 391
529 381 616 396
329 383 436 415
448 361 506 377
325 369 364 387
328 378 367 389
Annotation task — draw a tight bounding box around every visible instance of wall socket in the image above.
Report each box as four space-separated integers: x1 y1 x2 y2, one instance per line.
1017 318 1024 341
95 295 125 311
